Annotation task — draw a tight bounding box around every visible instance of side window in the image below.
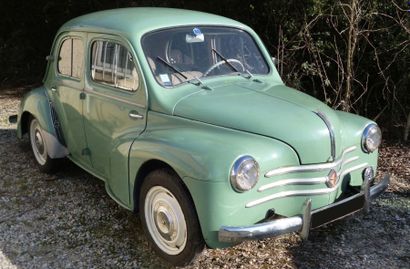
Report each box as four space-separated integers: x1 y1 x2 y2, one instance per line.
57 38 84 78
91 40 139 92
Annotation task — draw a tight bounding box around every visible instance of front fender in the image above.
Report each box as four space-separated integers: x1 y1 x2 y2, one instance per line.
335 110 379 186
128 111 300 207
336 111 379 164
336 110 377 149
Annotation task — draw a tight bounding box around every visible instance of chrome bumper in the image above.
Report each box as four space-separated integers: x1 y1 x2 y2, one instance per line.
218 174 390 243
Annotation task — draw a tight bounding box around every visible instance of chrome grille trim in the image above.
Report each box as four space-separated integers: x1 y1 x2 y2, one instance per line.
342 156 359 167
246 188 336 208
339 163 369 179
257 177 327 192
264 146 357 178
246 161 369 208
259 155 360 192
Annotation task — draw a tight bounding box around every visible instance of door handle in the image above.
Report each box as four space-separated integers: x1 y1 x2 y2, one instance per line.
128 111 144 120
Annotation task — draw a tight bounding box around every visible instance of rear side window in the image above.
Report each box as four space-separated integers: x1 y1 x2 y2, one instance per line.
57 38 83 78
91 40 139 92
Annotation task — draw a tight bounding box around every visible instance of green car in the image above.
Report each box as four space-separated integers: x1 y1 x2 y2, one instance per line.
12 8 389 266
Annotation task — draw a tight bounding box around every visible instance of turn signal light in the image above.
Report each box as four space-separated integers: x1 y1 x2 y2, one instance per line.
326 169 338 188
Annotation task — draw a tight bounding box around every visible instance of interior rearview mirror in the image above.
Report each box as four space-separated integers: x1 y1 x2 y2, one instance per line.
186 33 204 43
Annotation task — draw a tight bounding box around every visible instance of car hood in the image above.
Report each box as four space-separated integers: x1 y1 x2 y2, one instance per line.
172 80 342 164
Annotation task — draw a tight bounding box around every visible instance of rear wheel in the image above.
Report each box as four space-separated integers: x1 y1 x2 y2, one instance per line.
29 117 58 173
139 169 204 266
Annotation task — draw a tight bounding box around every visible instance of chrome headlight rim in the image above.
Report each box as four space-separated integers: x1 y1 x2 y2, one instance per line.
361 123 382 153
230 155 260 193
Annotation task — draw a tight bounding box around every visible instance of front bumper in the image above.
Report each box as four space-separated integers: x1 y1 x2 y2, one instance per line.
218 174 390 243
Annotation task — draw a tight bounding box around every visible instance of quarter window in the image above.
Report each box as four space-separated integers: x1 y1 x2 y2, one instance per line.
91 40 139 91
57 38 83 78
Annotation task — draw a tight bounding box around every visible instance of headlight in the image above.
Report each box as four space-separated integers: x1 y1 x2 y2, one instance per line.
230 156 260 192
362 123 381 153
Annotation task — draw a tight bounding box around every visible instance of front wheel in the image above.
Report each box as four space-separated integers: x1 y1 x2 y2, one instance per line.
139 169 204 266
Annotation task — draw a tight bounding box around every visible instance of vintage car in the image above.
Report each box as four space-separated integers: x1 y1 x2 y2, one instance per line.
12 8 389 265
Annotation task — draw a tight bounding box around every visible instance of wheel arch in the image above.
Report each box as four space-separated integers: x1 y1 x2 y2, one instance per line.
132 159 195 213
19 111 33 136
17 87 68 158
17 87 55 138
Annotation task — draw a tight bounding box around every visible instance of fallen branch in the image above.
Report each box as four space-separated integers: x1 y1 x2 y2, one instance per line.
373 104 388 122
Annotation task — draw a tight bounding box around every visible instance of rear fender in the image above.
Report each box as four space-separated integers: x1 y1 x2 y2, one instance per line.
17 87 68 158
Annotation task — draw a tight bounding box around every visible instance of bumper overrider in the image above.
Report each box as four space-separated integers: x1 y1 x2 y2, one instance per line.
219 174 390 243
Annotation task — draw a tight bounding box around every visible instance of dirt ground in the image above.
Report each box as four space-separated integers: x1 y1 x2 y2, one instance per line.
0 89 409 268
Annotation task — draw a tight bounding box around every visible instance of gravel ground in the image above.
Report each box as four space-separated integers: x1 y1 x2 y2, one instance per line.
0 88 409 269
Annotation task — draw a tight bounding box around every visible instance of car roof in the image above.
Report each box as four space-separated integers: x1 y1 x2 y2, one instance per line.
59 7 247 37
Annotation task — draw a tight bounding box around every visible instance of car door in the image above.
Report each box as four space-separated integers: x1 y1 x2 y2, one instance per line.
83 35 147 206
48 32 92 169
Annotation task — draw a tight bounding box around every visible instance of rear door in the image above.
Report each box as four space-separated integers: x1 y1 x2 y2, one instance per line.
49 32 92 168
83 34 147 206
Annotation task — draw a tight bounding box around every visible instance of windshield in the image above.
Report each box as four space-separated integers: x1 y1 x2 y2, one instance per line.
142 26 269 87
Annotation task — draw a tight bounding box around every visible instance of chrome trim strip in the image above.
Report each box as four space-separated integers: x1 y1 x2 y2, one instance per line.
341 156 359 167
265 146 357 178
258 177 327 192
339 163 368 178
259 156 360 193
247 162 368 208
246 188 336 208
84 88 145 108
315 111 336 161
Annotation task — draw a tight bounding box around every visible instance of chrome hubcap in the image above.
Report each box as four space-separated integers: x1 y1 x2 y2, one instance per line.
35 130 45 155
155 207 174 240
30 119 47 165
145 186 187 255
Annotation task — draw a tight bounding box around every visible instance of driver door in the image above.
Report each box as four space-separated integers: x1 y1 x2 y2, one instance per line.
83 35 147 206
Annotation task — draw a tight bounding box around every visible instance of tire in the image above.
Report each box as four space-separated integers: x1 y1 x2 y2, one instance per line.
139 169 205 266
29 117 58 173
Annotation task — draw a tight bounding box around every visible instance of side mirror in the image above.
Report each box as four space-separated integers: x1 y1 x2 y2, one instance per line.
271 57 278 67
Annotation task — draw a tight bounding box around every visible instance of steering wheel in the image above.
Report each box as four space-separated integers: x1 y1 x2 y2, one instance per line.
204 59 245 76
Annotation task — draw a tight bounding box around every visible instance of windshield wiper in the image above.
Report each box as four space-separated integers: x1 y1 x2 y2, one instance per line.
211 49 262 83
156 56 187 80
242 70 253 79
211 48 240 73
240 70 262 83
188 77 213 90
